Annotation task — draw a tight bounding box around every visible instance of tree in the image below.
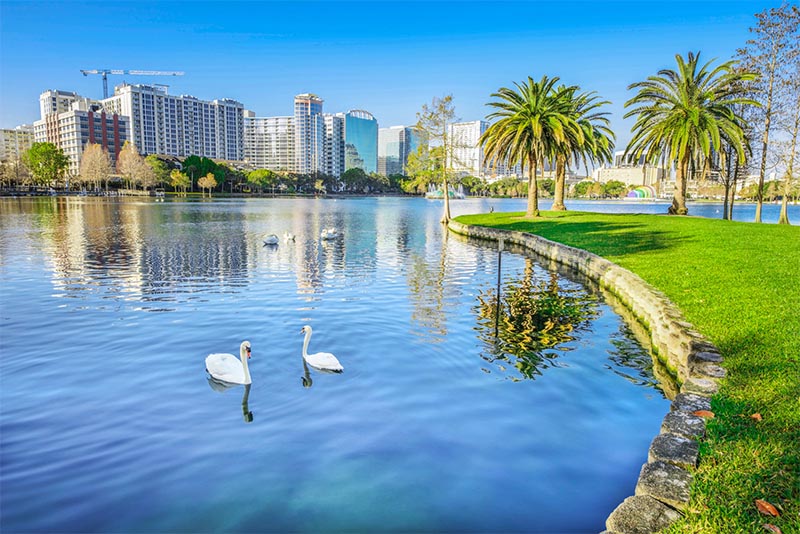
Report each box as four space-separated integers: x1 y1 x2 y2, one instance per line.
603 180 627 198
170 169 190 196
117 141 152 189
79 143 111 191
573 180 594 197
247 169 278 194
145 155 171 188
778 60 800 224
416 95 458 223
737 3 800 222
481 76 583 217
553 88 615 210
21 142 69 187
624 52 757 215
198 172 217 197
341 167 369 193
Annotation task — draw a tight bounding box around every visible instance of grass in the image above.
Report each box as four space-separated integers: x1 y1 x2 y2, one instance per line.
455 210 800 534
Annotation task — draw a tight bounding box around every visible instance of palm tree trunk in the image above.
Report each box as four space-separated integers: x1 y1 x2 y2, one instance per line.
669 155 689 215
526 155 540 217
553 155 567 211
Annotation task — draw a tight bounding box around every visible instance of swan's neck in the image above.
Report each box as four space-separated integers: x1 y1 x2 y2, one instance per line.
240 348 252 384
302 330 311 358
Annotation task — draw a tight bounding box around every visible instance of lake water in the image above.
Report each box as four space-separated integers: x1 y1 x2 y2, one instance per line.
0 197 674 533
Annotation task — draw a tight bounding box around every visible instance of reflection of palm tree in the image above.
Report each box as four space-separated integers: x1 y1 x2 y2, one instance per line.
475 262 597 380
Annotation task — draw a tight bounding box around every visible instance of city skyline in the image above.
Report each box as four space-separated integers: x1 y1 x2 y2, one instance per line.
0 1 775 149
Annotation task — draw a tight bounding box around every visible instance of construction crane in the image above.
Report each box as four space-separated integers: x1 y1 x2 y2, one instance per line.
80 69 185 98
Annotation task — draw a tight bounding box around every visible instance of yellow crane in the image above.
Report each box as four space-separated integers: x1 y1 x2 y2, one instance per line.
80 69 185 98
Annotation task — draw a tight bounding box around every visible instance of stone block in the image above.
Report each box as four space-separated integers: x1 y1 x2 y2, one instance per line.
635 461 693 510
671 392 711 414
688 350 723 365
606 495 682 534
661 410 706 439
681 376 719 396
691 362 727 379
648 433 699 469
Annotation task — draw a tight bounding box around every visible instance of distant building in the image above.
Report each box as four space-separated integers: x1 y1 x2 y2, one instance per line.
102 84 244 161
323 114 345 177
378 125 422 176
343 110 378 174
243 112 295 172
594 150 668 190
293 93 326 174
447 120 519 180
34 101 129 176
0 125 35 161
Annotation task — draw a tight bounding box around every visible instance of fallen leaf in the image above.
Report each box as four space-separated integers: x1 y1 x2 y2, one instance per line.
693 410 715 418
763 524 782 534
751 413 763 421
756 499 780 517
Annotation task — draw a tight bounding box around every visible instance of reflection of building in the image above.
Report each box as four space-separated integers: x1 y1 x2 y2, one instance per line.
447 120 519 180
0 125 34 161
594 150 668 191
243 113 295 171
34 103 129 176
378 125 422 176
294 93 326 174
343 110 378 174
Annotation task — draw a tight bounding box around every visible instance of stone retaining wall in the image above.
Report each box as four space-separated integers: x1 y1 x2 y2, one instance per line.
448 220 725 534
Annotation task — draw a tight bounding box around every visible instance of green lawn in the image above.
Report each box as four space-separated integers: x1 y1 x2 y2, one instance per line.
456 210 799 534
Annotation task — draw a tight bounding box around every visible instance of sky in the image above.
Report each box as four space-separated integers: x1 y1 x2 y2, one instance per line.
0 0 778 149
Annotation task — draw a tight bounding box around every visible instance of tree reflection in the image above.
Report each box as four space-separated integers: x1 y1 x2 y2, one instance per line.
475 262 598 380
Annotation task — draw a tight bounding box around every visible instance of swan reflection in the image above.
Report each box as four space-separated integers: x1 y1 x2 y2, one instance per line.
206 379 254 423
301 359 313 388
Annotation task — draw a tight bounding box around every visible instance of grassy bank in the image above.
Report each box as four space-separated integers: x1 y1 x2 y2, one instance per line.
456 210 799 534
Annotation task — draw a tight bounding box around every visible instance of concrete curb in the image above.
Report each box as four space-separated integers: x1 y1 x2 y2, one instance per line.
448 219 723 534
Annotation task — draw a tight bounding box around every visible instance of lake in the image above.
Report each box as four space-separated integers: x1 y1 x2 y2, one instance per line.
1 196 676 532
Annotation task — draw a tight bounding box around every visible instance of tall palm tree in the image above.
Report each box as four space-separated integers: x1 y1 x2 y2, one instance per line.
552 88 615 210
481 76 583 217
624 51 757 215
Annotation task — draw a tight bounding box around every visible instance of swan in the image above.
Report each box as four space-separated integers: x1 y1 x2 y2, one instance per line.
263 234 279 246
283 231 296 242
301 325 343 373
320 227 339 240
206 341 252 384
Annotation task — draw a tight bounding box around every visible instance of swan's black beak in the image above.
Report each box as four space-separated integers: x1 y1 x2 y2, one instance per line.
246 347 252 359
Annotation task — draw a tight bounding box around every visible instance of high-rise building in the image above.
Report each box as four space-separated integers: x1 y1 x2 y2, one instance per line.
102 83 245 160
0 125 35 162
243 112 295 172
448 120 518 179
39 90 88 119
378 125 423 176
323 114 345 178
293 93 325 174
343 110 378 174
34 102 129 176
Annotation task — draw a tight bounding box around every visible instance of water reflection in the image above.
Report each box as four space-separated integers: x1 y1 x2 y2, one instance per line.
475 261 599 380
301 359 313 388
206 379 254 424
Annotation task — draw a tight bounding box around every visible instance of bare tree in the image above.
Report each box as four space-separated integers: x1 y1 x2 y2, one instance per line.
416 95 457 223
737 2 800 222
79 143 111 191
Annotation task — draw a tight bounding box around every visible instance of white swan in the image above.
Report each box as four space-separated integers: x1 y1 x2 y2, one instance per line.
301 325 343 373
263 234 279 246
320 227 339 240
206 341 252 384
283 231 296 242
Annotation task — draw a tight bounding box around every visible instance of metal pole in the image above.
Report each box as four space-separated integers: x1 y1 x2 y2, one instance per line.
494 238 504 338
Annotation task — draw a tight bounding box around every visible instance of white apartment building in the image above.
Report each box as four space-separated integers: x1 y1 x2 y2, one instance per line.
293 93 325 175
102 83 245 161
243 113 295 172
447 120 519 180
0 125 35 161
594 150 668 188
323 114 344 177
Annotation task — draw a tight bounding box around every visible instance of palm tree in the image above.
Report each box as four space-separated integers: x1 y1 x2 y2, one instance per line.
481 76 583 217
624 51 757 215
552 88 615 210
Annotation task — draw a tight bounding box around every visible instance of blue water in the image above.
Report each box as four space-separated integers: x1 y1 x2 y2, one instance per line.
0 197 671 533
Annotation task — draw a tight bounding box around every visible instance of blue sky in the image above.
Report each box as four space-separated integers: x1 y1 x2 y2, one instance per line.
0 0 775 148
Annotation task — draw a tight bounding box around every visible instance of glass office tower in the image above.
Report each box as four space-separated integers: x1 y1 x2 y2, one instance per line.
343 110 378 174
